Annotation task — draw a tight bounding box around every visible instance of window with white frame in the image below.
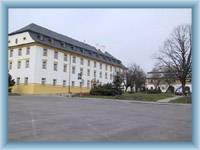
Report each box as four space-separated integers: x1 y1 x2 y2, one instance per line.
17 61 21 69
26 47 30 55
25 60 29 68
100 63 102 69
72 81 75 87
87 80 90 88
99 72 102 78
80 68 83 74
42 60 47 69
94 61 96 68
72 66 76 74
63 80 66 87
16 77 20 85
80 58 84 65
18 48 22 56
53 79 57 86
9 62 12 70
64 54 67 61
72 56 76 63
110 74 113 80
63 64 67 72
54 63 58 71
41 78 46 85
94 70 96 78
87 60 90 66
87 69 90 76
54 51 58 59
105 72 108 79
24 77 28 85
10 49 13 57
43 48 47 56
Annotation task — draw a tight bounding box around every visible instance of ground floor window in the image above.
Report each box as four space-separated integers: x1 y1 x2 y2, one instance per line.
24 77 28 85
41 78 46 85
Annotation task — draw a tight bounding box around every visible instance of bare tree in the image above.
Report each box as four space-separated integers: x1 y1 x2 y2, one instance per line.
156 24 192 95
124 63 146 92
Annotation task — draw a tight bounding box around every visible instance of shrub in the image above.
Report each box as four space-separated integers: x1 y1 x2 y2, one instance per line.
166 86 175 93
90 83 120 96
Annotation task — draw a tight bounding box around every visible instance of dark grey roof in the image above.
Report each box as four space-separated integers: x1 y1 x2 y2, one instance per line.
9 23 125 68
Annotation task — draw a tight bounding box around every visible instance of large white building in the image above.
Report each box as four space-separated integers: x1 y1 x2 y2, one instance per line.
8 23 126 94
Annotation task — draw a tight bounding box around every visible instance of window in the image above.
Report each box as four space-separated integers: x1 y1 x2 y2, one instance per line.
17 61 21 69
72 81 75 87
87 80 90 88
15 39 18 44
23 37 26 40
43 49 47 56
80 58 84 65
16 77 20 85
80 80 84 87
87 60 90 66
9 62 12 70
26 47 30 55
10 49 13 57
18 48 22 56
25 60 29 68
87 69 90 76
42 60 47 69
94 61 96 68
72 66 75 74
100 63 102 69
54 51 58 59
41 78 46 85
64 54 67 61
105 73 107 79
38 35 44 41
53 79 57 86
24 77 28 85
110 74 113 80
94 70 96 78
72 56 76 63
80 68 83 74
63 64 67 72
63 80 66 87
54 63 58 71
106 65 108 71
99 72 102 78
110 66 112 72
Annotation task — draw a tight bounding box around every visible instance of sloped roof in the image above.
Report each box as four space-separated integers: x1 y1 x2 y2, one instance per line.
9 23 125 68
9 23 98 52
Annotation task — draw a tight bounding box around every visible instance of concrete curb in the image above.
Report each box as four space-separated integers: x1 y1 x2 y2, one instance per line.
79 97 191 106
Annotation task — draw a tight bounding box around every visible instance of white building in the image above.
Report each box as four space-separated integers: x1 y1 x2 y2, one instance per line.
8 23 126 94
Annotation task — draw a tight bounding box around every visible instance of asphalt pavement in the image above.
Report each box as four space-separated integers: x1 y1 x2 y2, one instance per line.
9 95 192 141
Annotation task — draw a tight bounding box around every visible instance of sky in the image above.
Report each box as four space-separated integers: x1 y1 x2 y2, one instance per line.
9 8 191 72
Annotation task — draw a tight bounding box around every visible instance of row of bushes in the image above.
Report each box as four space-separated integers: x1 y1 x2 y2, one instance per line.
90 83 123 96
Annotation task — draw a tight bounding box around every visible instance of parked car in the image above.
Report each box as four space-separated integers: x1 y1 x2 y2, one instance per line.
175 86 191 95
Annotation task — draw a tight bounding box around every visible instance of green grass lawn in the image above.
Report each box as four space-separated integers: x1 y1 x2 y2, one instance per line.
169 96 192 104
82 92 174 102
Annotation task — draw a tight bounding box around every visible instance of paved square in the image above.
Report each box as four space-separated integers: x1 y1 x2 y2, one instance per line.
9 95 192 141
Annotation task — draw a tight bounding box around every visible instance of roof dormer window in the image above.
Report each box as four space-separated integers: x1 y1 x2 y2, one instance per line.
38 34 44 41
61 42 66 47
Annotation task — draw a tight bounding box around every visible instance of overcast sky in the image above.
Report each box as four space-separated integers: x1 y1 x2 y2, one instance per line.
9 8 191 72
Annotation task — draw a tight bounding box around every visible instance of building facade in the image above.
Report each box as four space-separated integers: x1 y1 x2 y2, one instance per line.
8 23 125 94
145 71 192 93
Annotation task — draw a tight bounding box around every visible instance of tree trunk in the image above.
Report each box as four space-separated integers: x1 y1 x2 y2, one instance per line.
181 80 186 96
